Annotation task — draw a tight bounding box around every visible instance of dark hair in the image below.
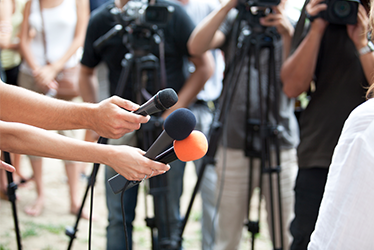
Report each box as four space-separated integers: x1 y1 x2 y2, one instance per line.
365 0 374 99
362 0 371 12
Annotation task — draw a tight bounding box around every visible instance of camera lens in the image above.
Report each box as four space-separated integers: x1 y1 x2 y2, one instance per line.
333 1 351 18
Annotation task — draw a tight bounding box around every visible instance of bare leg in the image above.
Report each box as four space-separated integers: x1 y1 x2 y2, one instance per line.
65 161 90 219
0 169 8 200
25 157 44 216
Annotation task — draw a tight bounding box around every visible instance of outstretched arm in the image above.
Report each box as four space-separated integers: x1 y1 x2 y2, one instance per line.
0 80 150 139
0 120 169 180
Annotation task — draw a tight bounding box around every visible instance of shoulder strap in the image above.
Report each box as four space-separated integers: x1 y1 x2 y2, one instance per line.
290 0 310 54
39 0 49 64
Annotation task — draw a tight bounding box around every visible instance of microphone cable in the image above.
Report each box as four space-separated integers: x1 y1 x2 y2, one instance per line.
120 182 131 250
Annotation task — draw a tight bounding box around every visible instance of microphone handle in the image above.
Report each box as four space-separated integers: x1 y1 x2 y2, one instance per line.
108 175 140 194
154 146 177 164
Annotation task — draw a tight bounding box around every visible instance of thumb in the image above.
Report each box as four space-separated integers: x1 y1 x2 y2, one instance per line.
112 96 140 112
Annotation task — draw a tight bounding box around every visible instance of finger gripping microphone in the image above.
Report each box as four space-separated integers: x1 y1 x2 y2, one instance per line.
155 130 208 164
108 108 196 194
134 88 178 116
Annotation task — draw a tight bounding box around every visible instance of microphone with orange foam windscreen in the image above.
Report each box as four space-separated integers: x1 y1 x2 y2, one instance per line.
108 130 208 194
154 130 208 164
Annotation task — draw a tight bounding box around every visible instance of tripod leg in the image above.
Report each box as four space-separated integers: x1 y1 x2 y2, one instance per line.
66 137 108 250
66 162 100 250
3 151 22 250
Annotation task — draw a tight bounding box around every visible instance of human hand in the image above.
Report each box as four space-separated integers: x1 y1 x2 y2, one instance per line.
33 65 59 94
0 160 15 172
260 0 293 37
107 145 170 181
306 0 328 34
33 64 59 88
88 96 150 139
347 4 369 50
222 0 238 11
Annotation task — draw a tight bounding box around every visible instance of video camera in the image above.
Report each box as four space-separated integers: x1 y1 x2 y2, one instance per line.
320 0 360 25
121 0 174 29
120 0 175 51
236 0 280 31
238 0 280 7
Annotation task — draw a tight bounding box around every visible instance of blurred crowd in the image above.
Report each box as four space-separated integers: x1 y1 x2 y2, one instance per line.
1 0 374 249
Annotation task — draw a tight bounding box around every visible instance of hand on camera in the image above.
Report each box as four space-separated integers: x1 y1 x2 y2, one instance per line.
306 0 328 33
259 0 293 37
347 4 369 50
222 0 238 11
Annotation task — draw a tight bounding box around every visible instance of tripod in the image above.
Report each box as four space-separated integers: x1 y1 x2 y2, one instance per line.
2 151 22 250
65 15 176 249
180 7 285 250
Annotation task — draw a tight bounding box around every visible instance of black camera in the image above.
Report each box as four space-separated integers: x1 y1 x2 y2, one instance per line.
121 0 174 29
320 0 360 25
238 0 280 7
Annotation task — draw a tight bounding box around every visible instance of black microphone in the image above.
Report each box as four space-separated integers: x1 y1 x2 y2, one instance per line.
134 88 178 116
144 108 196 158
108 108 196 194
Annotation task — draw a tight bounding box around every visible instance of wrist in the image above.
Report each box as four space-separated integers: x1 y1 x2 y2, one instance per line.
222 0 235 13
81 103 96 131
358 41 374 56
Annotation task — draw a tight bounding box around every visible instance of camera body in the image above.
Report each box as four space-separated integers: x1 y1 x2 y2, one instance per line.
122 0 174 29
238 0 280 7
120 0 174 51
320 0 360 25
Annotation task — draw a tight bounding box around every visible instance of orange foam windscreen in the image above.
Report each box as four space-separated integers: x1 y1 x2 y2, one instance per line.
173 130 208 162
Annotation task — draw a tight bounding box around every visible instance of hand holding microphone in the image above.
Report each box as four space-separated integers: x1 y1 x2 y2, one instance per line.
90 88 178 139
108 129 208 194
108 108 201 193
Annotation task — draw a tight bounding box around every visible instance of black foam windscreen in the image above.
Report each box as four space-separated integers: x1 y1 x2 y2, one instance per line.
164 108 196 140
158 88 178 109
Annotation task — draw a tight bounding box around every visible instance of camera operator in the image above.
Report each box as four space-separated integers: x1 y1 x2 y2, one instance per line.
280 0 374 249
188 0 299 249
79 0 214 249
0 79 170 180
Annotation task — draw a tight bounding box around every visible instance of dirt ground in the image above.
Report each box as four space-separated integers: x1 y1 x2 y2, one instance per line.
0 150 275 250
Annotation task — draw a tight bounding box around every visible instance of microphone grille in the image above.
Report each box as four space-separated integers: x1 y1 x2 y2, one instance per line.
158 88 178 109
164 108 196 140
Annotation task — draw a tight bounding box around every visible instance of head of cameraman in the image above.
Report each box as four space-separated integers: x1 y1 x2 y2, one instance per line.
280 0 374 249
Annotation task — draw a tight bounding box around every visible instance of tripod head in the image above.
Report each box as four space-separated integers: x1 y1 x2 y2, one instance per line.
120 0 175 53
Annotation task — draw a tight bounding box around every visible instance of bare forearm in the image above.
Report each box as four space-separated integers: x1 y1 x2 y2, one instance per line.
0 120 170 180
163 52 214 117
0 120 96 161
0 82 92 130
359 52 374 85
281 28 324 97
188 3 231 55
79 66 99 103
